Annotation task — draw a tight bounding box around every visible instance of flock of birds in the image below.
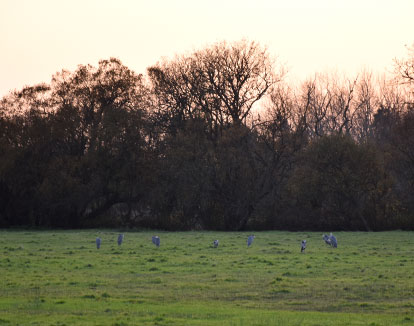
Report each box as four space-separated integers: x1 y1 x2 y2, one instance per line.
95 233 338 252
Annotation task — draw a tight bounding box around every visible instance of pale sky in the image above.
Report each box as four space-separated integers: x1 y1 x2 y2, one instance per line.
1 0 413 97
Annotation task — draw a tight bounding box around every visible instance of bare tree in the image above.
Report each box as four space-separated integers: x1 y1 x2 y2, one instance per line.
395 44 414 86
294 73 367 139
352 71 378 142
329 75 358 135
148 40 284 135
197 40 283 125
299 75 331 138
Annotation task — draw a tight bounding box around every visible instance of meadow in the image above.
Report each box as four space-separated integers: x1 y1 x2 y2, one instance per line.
0 230 413 326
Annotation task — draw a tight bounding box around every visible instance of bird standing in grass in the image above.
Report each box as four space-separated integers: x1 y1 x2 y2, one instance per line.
152 235 160 247
323 234 332 246
323 233 337 248
96 237 101 249
301 240 307 253
117 234 124 246
247 235 255 247
213 240 219 248
329 233 337 248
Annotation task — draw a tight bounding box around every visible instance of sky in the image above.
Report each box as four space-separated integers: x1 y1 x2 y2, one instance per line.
1 0 413 97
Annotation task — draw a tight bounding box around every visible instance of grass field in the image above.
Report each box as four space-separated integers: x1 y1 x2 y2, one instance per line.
0 230 413 325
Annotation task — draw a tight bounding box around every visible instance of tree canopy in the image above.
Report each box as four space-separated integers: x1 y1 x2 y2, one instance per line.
0 41 413 230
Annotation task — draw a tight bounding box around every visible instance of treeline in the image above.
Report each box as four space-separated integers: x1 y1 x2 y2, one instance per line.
1 40 413 230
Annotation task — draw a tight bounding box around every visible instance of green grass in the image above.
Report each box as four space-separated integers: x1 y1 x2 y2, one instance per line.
0 230 413 325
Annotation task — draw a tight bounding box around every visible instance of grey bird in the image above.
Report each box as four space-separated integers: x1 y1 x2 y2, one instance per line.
117 233 124 246
96 237 101 249
329 233 337 248
301 240 307 253
213 240 219 248
323 233 337 248
322 234 332 246
247 235 255 247
152 235 160 247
